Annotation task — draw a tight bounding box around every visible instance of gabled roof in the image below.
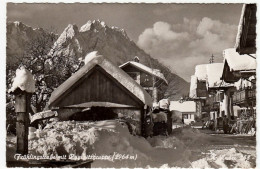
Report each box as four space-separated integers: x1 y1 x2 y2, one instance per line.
235 4 256 54
223 48 256 71
169 101 196 113
49 52 153 107
120 61 168 84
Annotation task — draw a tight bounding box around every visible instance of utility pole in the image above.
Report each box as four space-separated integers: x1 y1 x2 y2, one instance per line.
209 54 214 64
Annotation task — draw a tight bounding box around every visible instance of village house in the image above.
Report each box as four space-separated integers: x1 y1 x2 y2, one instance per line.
170 101 196 125
190 62 240 122
221 48 256 122
120 56 168 103
205 63 238 120
189 64 208 118
221 48 256 112
47 52 153 136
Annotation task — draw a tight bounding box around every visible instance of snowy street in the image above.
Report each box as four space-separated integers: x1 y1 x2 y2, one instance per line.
188 129 256 168
6 121 256 168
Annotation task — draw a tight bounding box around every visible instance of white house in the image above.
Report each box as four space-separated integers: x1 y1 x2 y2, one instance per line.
170 101 196 125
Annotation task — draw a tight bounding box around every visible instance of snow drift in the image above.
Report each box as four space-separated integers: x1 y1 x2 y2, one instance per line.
29 120 193 168
9 66 35 93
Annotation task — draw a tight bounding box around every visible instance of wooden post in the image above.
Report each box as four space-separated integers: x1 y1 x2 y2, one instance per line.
153 87 158 103
196 101 202 118
14 89 31 155
230 95 234 117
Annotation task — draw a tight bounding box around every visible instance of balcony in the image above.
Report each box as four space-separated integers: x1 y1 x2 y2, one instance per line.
233 88 256 106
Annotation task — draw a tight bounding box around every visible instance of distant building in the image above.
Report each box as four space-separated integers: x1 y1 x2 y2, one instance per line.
189 64 208 118
120 57 168 102
170 101 196 125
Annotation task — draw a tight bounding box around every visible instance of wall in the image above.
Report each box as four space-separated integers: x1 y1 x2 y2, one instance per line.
53 67 143 108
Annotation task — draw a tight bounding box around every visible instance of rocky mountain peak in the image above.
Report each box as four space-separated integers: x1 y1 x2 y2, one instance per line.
7 21 190 100
63 24 79 38
55 24 79 46
79 20 107 33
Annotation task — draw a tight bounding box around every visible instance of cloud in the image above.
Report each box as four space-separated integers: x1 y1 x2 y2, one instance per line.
137 17 237 81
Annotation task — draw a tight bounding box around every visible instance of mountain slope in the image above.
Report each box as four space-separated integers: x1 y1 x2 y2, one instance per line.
6 21 58 66
6 20 189 100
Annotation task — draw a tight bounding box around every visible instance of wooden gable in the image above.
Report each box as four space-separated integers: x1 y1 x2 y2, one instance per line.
221 60 241 83
122 64 153 87
121 64 167 88
236 4 256 54
50 65 144 108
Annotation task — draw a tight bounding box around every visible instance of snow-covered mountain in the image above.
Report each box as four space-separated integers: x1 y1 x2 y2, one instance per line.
6 20 189 100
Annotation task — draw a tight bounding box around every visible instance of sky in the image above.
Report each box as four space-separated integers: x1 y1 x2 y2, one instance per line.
7 3 243 81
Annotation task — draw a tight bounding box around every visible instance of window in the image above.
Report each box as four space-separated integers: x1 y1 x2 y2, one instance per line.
182 114 188 119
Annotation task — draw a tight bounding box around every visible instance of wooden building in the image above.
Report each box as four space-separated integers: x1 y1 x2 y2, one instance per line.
48 52 153 136
221 48 256 109
189 64 209 118
206 63 235 120
120 57 168 103
235 4 256 54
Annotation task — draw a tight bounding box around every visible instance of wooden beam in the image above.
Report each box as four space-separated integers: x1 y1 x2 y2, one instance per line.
15 90 31 155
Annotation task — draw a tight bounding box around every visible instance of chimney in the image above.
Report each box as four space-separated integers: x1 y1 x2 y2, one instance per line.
133 56 140 63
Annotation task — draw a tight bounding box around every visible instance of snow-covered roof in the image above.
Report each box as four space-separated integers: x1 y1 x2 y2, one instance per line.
223 48 256 71
189 75 197 98
206 63 233 88
235 4 256 54
195 64 207 81
9 67 35 93
206 63 224 88
49 51 153 107
30 110 58 124
120 61 168 84
64 102 137 108
169 101 196 113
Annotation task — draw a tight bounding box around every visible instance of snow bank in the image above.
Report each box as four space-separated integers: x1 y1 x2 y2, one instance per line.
191 148 253 168
9 67 35 93
29 120 194 168
224 48 256 71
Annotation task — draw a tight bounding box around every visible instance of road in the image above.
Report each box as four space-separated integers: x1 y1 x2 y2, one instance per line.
189 129 256 167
